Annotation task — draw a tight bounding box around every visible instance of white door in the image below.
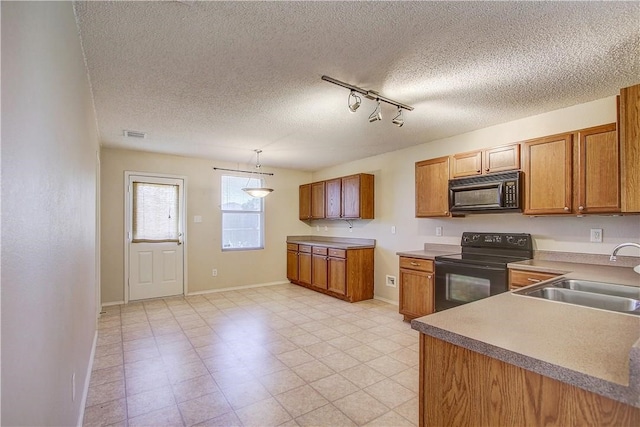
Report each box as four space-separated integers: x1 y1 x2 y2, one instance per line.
127 175 185 301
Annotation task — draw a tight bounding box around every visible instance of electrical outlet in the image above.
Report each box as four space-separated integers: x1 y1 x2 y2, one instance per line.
324 226 328 231
212 269 218 277
590 228 603 243
386 275 397 288
316 225 320 231
391 226 396 234
436 226 443 236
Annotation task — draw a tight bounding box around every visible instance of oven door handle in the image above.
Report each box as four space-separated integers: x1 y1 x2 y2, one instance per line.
435 260 506 272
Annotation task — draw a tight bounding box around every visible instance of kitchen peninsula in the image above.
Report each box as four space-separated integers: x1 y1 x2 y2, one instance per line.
412 264 640 426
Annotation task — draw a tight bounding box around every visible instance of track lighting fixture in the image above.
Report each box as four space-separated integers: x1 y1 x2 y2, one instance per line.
322 75 413 126
368 99 382 123
348 90 361 113
392 107 404 127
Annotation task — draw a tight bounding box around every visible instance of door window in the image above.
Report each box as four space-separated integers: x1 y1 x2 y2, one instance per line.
132 182 179 243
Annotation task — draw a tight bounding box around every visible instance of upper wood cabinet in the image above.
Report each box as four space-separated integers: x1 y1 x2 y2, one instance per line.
299 173 374 221
325 178 341 219
311 182 325 219
523 124 620 216
620 83 640 213
416 156 450 217
523 133 573 215
577 123 619 214
342 174 374 219
450 143 520 178
299 184 311 220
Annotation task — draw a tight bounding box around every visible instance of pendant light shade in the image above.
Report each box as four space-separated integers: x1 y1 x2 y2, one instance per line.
242 150 274 198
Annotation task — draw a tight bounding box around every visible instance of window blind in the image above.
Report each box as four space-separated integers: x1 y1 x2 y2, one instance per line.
132 182 179 243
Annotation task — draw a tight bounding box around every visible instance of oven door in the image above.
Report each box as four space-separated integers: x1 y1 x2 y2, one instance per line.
434 260 507 311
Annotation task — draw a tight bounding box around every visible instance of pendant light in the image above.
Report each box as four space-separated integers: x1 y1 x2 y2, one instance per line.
242 150 274 198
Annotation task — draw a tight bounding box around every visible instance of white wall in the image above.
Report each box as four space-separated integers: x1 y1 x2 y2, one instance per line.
1 2 99 425
100 148 311 303
309 96 640 302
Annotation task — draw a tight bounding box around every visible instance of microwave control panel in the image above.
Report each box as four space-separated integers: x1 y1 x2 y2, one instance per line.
504 181 518 207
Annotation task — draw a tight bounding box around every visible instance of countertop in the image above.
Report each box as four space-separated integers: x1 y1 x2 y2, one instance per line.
286 235 375 250
396 243 460 260
412 262 640 407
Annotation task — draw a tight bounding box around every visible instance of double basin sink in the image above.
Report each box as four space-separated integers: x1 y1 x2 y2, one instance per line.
516 278 640 315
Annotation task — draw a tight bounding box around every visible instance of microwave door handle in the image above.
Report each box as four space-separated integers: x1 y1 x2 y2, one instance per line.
450 182 502 191
497 182 504 206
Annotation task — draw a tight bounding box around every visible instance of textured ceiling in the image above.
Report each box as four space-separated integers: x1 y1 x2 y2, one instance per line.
74 1 640 171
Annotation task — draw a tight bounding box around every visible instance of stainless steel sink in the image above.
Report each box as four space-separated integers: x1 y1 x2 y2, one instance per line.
515 278 640 315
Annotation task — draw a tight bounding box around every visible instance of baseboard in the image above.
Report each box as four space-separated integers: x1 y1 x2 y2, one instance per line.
101 300 125 307
374 295 399 306
187 280 289 296
77 329 97 427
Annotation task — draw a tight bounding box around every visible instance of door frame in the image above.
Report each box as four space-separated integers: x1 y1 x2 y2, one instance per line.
124 171 188 303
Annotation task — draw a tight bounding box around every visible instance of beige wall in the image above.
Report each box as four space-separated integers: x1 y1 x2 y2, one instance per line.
309 96 640 302
1 2 99 425
100 148 310 303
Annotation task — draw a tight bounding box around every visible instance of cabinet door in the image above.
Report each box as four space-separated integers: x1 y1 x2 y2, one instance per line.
399 268 434 319
325 178 342 219
312 254 328 290
341 174 362 219
299 184 311 220
311 182 325 219
484 143 520 174
523 133 573 215
328 256 346 295
416 156 450 217
619 84 640 213
508 269 560 290
298 252 312 285
451 150 482 178
578 123 620 214
287 250 299 282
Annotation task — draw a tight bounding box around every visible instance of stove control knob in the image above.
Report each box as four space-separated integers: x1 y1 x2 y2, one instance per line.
473 234 480 241
518 239 526 246
506 236 514 244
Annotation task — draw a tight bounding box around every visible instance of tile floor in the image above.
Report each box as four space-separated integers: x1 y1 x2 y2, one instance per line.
83 283 420 427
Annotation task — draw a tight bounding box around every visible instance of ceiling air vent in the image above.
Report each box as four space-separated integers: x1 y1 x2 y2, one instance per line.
123 130 147 139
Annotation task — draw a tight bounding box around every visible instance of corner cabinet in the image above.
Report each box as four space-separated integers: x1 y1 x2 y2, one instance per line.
399 256 435 321
286 243 374 302
299 173 374 221
415 156 450 217
620 83 640 213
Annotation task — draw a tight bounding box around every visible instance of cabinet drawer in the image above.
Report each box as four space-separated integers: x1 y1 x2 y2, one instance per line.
328 248 346 258
312 246 328 255
287 243 298 251
299 245 311 253
399 257 434 273
509 269 560 289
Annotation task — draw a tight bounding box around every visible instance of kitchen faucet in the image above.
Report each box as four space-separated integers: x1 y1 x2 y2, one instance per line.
609 243 640 274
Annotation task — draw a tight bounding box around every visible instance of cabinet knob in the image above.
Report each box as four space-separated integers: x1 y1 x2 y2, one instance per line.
578 206 584 211
485 168 490 172
476 170 481 173
563 207 569 211
444 211 448 214
428 275 432 279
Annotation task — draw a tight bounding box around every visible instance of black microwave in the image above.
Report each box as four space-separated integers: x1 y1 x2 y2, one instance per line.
449 171 522 213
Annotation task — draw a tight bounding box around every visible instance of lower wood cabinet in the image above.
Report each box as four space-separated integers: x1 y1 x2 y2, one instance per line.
509 268 561 290
287 243 373 302
399 256 435 321
419 334 640 426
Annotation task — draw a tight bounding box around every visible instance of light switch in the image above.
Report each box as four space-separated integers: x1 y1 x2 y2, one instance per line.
194 215 202 223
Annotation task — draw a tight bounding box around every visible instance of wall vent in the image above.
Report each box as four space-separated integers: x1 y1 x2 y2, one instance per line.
123 130 147 139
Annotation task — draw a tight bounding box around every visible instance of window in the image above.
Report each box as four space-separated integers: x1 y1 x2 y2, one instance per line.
132 182 179 242
221 175 264 250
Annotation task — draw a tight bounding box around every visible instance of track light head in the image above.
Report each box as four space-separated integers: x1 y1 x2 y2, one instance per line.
348 90 361 113
368 100 382 123
392 108 404 127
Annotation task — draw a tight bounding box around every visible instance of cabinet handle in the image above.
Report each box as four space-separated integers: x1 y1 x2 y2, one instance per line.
578 206 584 211
563 207 569 211
527 278 541 282
410 262 420 266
